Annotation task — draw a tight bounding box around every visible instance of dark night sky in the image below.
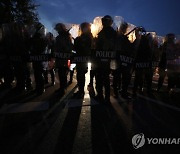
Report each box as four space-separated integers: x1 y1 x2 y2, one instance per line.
36 0 180 36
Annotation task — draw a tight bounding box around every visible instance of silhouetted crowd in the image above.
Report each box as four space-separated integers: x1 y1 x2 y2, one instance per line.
0 15 180 103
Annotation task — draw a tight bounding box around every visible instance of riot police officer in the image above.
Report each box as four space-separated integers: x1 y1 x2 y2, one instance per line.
95 15 117 103
31 23 47 95
114 22 135 99
10 23 26 92
157 42 167 92
133 28 153 97
158 33 179 92
54 23 73 96
23 26 33 90
1 24 14 89
43 32 55 86
74 22 93 98
149 37 161 92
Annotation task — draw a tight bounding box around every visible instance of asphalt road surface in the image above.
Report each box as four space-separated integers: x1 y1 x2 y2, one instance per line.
0 66 180 154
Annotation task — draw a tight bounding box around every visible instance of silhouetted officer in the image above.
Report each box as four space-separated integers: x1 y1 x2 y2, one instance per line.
31 23 47 95
114 22 135 99
159 34 179 92
54 23 73 96
43 32 55 86
133 28 153 97
157 43 167 91
9 23 26 92
149 37 161 92
74 22 93 98
95 15 117 103
1 24 14 88
23 26 33 90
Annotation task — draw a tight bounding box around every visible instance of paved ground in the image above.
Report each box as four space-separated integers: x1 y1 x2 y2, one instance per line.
0 67 180 154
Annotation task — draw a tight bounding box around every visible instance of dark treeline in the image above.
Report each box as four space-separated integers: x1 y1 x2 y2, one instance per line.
0 0 39 25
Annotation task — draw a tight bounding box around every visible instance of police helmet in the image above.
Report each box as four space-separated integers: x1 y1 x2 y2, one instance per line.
35 22 46 36
54 23 67 33
102 15 113 27
80 22 91 34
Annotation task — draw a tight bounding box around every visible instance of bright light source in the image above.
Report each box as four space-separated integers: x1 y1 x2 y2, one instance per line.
91 17 103 38
70 64 76 71
91 24 97 37
69 24 80 39
88 63 91 70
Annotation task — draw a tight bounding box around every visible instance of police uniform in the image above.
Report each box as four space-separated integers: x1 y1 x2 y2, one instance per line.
23 32 33 90
115 33 135 98
1 24 14 88
95 24 117 102
55 30 73 95
165 42 179 90
43 34 55 86
74 33 92 97
6 23 27 92
31 30 47 94
133 35 153 95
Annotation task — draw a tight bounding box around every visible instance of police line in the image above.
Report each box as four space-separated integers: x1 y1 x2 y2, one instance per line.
1 50 176 68
0 50 116 62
